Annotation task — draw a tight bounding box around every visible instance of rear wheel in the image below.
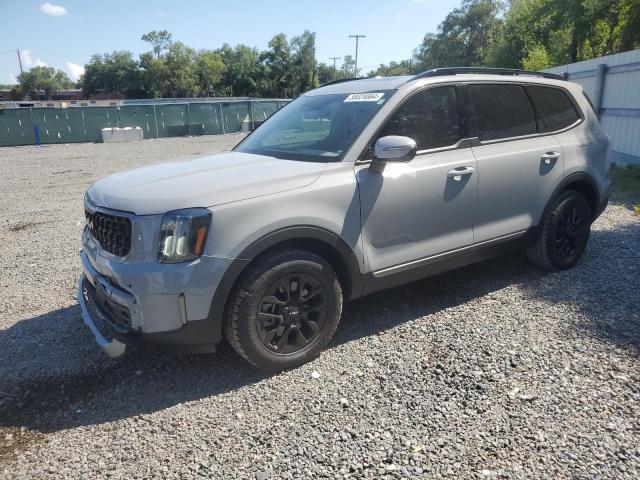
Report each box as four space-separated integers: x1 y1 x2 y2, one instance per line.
224 249 342 371
527 190 591 271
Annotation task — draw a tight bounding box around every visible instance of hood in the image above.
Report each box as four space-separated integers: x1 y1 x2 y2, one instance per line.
87 152 328 215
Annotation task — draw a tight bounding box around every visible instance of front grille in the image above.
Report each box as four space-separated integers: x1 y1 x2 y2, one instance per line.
85 210 132 257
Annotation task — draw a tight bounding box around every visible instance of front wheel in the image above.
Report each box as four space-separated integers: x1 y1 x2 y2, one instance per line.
224 249 343 371
527 190 592 271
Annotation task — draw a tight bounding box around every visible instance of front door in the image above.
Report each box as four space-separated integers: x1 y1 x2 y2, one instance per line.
356 85 478 274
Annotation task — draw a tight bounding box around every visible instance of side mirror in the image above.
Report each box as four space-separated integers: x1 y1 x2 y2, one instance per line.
370 135 417 173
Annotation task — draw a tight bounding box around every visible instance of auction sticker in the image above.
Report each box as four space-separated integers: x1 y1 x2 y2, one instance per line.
344 92 385 102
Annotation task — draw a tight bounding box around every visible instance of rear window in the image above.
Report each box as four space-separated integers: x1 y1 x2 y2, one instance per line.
527 85 580 132
469 84 536 141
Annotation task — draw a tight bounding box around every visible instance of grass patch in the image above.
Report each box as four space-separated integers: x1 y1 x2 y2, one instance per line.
610 165 640 201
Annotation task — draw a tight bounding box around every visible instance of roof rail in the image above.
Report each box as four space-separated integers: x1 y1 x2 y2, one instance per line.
409 67 564 82
319 77 361 87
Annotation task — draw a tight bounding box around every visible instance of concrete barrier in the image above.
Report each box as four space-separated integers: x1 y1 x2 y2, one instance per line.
101 126 144 143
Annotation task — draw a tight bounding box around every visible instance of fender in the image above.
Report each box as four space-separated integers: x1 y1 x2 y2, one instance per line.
539 171 600 224
205 226 364 344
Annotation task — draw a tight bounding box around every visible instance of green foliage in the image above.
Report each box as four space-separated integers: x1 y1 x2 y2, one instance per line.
485 0 640 69
610 165 640 200
367 60 414 78
163 42 198 98
413 0 504 70
82 51 142 98
15 66 73 100
341 55 356 77
195 50 225 97
290 31 319 93
522 44 552 70
219 43 261 97
74 2 639 100
141 30 173 59
260 33 293 97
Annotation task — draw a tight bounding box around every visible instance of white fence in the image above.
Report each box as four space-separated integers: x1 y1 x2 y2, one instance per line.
546 49 640 166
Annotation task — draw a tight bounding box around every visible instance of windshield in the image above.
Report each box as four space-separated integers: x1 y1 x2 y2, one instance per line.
235 90 394 161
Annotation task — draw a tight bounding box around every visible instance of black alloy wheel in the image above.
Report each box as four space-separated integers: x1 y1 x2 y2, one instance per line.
526 190 592 270
225 249 343 371
256 273 329 354
555 204 589 260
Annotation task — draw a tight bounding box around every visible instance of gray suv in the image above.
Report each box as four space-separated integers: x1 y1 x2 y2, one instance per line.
79 67 611 371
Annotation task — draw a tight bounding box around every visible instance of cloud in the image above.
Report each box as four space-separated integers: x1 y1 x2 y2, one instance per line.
21 49 47 68
41 3 67 16
65 62 84 81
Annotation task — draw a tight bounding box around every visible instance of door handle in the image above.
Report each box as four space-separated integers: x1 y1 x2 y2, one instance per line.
447 166 475 181
541 152 560 164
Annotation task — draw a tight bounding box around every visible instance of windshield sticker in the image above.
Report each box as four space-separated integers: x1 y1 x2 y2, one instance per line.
344 92 385 103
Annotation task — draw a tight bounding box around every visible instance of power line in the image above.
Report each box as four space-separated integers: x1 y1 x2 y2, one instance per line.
348 35 365 77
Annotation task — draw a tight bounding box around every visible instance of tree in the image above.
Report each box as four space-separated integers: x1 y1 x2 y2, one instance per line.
141 30 173 59
521 44 552 70
261 33 293 97
367 60 414 77
81 51 141 98
163 42 198 97
219 44 261 96
195 50 225 97
317 62 336 84
291 31 319 94
485 0 640 69
341 55 356 77
16 66 73 100
414 0 504 70
139 52 168 98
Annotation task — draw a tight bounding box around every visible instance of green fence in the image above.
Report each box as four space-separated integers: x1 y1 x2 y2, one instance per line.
0 99 288 147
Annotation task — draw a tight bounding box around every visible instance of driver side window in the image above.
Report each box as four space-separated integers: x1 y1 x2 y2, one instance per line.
378 86 461 151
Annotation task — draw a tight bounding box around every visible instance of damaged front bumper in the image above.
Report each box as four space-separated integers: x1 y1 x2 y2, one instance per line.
78 273 129 358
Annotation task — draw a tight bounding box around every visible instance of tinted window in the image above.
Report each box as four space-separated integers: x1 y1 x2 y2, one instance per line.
527 85 580 132
469 84 536 141
378 86 460 150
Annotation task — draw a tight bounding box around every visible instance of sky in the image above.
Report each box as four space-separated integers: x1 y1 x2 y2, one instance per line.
0 0 460 85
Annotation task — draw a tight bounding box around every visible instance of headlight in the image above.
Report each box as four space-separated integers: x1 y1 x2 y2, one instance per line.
157 208 211 263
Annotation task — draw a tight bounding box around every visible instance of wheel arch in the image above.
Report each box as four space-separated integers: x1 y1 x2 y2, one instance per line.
544 172 599 222
205 226 363 344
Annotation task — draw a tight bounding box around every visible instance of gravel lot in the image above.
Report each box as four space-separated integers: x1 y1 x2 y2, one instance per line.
1 136 639 479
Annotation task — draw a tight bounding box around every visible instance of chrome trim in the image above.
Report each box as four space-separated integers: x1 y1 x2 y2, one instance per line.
372 230 527 279
356 137 476 165
474 230 527 248
476 119 583 146
77 275 126 358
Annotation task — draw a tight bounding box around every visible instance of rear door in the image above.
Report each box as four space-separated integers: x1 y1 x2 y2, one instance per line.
467 83 564 243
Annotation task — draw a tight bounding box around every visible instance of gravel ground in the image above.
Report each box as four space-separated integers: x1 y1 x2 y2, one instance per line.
1 136 639 479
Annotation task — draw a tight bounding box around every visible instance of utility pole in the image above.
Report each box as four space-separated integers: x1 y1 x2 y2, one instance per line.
329 57 341 80
348 34 365 77
17 49 23 75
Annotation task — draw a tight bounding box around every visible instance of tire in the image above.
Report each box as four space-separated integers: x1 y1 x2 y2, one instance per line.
224 249 343 371
526 190 592 271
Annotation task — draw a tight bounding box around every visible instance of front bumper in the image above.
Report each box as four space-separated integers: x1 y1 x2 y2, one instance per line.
78 274 129 358
79 242 236 357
